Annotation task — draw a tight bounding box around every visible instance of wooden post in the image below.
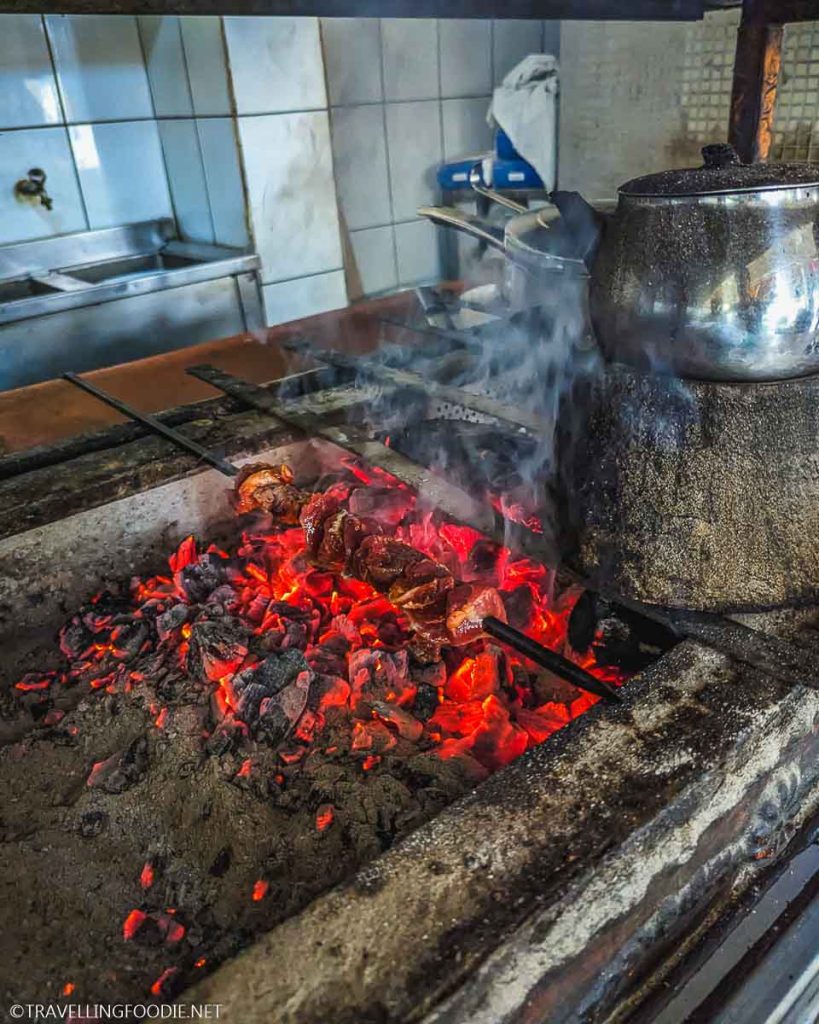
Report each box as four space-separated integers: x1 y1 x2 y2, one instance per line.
728 0 784 164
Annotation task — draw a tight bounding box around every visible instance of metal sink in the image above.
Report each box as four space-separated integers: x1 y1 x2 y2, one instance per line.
0 220 263 392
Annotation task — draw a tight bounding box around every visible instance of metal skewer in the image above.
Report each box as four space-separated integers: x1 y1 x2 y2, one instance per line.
62 371 240 478
483 616 623 704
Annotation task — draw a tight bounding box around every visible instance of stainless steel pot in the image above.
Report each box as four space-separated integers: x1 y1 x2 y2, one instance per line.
421 146 819 382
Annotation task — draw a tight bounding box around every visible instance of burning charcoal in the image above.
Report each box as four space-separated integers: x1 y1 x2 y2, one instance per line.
371 701 423 742
256 648 309 695
110 619 148 662
157 604 189 642
413 683 439 721
177 553 233 603
257 669 312 746
351 719 396 753
532 670 582 706
92 735 150 794
186 618 249 683
309 674 351 714
206 584 240 612
348 649 412 704
256 602 318 653
78 810 108 838
59 616 94 660
306 637 349 678
234 681 270 724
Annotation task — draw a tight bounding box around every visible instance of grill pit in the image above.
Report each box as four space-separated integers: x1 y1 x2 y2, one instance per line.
0 371 817 1023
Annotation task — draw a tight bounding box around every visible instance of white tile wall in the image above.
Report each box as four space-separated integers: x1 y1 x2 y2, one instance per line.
138 16 194 118
262 270 347 326
385 100 442 222
224 17 326 115
69 121 172 229
330 105 392 231
238 111 342 284
381 19 439 102
348 224 398 296
394 218 440 285
0 126 86 243
442 96 493 159
321 18 383 106
440 20 493 97
179 16 231 117
196 118 248 248
158 118 213 242
493 20 545 84
45 14 154 123
0 15 62 129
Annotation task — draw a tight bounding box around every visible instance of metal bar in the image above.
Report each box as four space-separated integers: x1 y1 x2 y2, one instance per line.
483 616 624 703
62 372 240 478
287 342 545 435
729 0 784 163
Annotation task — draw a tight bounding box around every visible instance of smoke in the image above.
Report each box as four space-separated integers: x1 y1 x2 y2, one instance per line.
350 261 601 553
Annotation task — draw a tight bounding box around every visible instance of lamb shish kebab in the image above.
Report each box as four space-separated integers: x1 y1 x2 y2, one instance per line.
234 463 623 703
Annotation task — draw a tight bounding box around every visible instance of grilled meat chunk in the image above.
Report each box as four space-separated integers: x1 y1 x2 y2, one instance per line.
234 462 507 649
446 583 508 645
234 463 305 522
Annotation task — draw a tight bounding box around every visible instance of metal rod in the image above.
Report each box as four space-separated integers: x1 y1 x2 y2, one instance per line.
483 616 624 704
62 372 240 477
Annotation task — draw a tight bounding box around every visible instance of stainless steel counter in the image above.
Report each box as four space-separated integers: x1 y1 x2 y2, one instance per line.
0 220 263 391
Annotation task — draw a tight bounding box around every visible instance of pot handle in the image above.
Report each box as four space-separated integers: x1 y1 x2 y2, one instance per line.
549 190 606 270
469 161 529 214
417 205 508 255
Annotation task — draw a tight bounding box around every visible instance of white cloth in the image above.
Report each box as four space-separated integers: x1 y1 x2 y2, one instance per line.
488 54 559 192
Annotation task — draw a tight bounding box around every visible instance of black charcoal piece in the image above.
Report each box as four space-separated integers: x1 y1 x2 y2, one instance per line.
186 618 249 684
157 604 190 641
178 553 234 603
257 670 311 746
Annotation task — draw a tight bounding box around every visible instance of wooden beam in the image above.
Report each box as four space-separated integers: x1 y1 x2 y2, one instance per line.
0 0 704 15
728 0 784 163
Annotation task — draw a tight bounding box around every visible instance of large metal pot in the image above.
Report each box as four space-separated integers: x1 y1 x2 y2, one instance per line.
422 146 819 382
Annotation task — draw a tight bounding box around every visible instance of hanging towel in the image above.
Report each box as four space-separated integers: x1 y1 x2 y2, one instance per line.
488 54 559 192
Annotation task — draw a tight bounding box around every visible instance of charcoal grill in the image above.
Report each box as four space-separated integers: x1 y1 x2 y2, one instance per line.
0 325 817 1023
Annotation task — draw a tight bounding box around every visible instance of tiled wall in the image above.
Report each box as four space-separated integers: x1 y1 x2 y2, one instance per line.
0 14 245 250
1 13 556 328
222 16 345 327
558 10 741 199
321 18 555 298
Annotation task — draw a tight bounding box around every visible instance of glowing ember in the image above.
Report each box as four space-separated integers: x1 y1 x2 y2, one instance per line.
11 460 635 1000
61 983 75 997
150 967 179 997
122 909 147 941
315 803 334 832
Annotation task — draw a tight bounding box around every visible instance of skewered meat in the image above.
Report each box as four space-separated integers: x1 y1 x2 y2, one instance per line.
233 463 507 650
233 463 306 522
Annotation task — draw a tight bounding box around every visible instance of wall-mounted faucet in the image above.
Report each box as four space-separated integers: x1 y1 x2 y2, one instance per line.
15 168 53 211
